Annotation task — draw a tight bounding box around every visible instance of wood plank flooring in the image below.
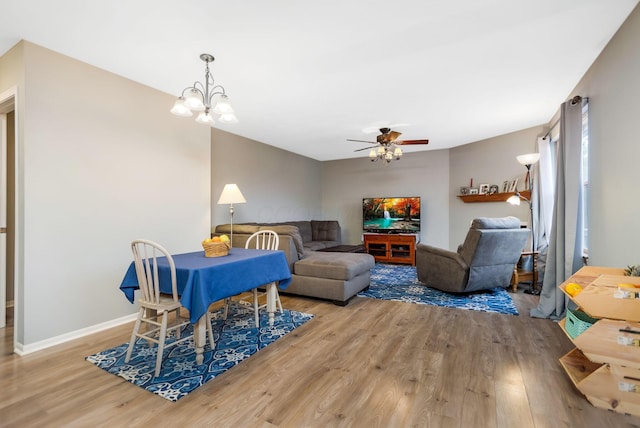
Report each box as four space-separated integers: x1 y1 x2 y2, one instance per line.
2 289 640 427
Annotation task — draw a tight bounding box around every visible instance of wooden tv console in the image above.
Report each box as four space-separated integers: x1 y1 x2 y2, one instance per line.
363 233 417 266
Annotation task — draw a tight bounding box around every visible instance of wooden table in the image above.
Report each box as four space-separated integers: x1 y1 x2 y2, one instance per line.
120 248 292 364
510 251 539 293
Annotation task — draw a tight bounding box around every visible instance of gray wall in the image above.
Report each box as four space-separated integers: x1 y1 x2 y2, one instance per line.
449 126 546 247
321 150 450 247
211 129 323 227
0 42 211 347
570 5 640 266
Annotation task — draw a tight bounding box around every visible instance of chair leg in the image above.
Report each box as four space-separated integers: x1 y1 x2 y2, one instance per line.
223 297 231 320
275 289 283 313
154 310 168 378
253 288 260 327
125 308 145 363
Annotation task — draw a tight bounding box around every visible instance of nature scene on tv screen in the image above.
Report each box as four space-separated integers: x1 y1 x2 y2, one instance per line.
362 197 421 233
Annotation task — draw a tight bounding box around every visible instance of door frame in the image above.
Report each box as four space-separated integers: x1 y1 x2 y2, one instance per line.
0 86 18 349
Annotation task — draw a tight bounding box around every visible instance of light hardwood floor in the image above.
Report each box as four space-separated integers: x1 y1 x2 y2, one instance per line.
2 288 640 427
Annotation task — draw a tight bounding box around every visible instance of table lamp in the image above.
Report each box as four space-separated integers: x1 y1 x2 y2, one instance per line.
217 184 246 248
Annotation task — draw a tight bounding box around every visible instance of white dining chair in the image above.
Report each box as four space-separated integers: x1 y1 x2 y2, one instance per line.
223 230 283 327
125 239 215 377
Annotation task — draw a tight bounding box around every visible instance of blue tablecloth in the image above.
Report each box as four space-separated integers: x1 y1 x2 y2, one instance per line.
120 248 292 323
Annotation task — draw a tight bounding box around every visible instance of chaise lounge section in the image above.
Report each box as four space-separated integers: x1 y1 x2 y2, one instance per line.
214 220 375 305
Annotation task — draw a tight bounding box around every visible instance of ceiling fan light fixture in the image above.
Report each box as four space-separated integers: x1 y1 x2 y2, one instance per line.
349 126 428 165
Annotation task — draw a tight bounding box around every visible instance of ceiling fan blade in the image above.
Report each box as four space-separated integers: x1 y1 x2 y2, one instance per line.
347 138 377 144
388 131 402 141
354 146 376 152
398 139 429 145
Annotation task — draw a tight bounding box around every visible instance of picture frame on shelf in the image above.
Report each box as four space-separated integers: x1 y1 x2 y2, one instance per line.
503 181 509 192
489 184 499 194
459 186 470 195
469 187 479 195
508 178 519 192
479 184 490 195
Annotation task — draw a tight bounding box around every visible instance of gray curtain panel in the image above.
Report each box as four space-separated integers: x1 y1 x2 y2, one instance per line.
531 97 587 319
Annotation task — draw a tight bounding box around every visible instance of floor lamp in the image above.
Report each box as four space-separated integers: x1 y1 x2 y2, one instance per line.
507 152 541 294
217 184 246 249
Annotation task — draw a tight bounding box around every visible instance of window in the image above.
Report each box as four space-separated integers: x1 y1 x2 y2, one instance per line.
581 102 589 258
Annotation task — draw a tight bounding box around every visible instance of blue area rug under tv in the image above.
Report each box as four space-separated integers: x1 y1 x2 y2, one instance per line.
86 306 314 401
358 263 519 316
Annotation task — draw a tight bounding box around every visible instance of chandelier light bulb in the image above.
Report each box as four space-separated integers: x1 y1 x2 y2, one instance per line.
171 54 238 126
212 94 234 115
170 98 193 117
195 111 215 125
183 89 205 111
218 113 238 124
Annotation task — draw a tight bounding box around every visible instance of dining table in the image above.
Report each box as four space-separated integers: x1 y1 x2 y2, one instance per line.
120 247 292 364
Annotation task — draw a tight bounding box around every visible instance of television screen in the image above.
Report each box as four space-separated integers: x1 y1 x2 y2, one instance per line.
362 197 421 234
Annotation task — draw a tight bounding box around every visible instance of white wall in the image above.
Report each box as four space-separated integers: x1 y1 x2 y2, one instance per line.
1 42 211 347
569 5 640 266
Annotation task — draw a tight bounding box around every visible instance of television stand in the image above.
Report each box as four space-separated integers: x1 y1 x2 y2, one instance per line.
363 233 417 266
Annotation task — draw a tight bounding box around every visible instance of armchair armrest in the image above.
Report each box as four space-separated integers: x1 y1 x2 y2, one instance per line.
416 243 469 293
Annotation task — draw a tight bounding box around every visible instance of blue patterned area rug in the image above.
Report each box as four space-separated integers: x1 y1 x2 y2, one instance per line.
358 263 518 316
86 306 314 401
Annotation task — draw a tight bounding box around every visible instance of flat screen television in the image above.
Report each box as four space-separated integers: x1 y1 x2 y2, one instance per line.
362 197 421 234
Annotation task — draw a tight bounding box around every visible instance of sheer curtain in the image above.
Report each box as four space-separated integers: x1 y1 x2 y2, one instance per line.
530 136 553 288
531 97 587 319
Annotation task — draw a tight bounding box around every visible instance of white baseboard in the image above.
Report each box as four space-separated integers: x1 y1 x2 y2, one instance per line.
14 313 137 356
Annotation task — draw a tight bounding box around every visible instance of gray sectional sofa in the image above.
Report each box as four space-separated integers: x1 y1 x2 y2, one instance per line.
214 220 375 305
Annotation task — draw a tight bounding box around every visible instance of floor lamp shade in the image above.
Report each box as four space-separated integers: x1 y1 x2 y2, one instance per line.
217 184 246 248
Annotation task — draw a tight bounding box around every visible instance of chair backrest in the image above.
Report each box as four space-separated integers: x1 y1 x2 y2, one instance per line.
245 230 280 251
457 217 530 291
131 239 178 305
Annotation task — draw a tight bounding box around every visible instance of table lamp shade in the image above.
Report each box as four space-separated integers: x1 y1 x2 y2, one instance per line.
217 184 246 205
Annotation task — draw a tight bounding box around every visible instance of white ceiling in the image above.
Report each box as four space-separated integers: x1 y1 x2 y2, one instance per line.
1 1 638 160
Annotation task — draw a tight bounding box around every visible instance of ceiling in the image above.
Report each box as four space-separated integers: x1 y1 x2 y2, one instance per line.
1 1 638 161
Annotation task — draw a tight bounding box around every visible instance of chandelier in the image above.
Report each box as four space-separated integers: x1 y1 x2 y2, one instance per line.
369 145 403 164
170 53 238 126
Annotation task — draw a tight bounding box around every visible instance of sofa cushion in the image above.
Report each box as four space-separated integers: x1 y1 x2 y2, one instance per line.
294 251 375 281
304 241 341 251
311 220 340 242
283 221 313 243
259 225 305 259
215 224 260 235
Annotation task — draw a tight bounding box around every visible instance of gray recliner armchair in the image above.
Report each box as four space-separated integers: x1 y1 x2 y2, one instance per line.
416 216 529 293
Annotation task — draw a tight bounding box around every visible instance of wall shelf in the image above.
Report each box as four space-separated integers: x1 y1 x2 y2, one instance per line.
457 190 530 203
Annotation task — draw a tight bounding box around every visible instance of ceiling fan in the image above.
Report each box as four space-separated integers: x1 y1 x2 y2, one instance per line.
347 127 429 163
